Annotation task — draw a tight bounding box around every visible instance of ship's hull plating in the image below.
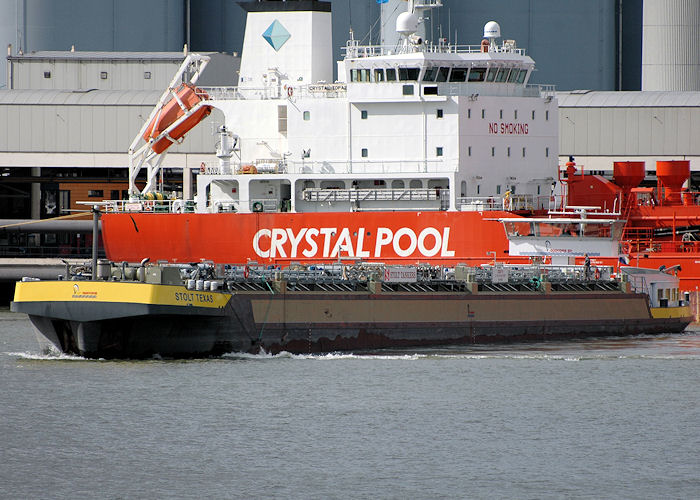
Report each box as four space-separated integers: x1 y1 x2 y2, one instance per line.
11 281 692 359
100 211 700 290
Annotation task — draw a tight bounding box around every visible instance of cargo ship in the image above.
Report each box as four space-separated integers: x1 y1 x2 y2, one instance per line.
97 0 700 291
10 259 693 359
11 218 693 359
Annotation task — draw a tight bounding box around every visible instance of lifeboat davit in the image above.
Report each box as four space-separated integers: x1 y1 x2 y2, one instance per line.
143 83 211 154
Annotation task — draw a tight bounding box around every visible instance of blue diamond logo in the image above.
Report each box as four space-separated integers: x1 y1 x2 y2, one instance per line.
262 20 291 52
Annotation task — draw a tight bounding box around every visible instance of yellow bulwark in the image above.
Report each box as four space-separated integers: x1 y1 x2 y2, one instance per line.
13 281 231 309
650 304 693 320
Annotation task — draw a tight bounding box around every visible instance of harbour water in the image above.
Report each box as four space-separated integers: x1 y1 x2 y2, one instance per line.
2 307 700 499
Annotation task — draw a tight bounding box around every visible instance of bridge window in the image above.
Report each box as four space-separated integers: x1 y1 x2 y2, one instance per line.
517 69 528 84
386 68 397 81
449 68 468 82
436 108 443 118
361 148 368 158
507 68 520 83
374 68 384 82
486 68 497 82
436 67 450 82
468 67 487 82
436 147 443 157
423 67 437 81
361 110 368 119
495 68 509 83
350 69 358 82
399 68 420 81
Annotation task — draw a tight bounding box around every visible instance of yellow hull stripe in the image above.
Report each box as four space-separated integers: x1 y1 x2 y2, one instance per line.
13 281 231 309
650 305 692 319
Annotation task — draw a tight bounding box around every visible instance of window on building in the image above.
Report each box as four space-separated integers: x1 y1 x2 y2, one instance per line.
59 190 70 214
496 185 501 195
43 71 51 79
144 71 151 79
361 110 368 119
436 147 443 157
100 71 108 80
436 109 443 119
361 148 368 158
303 111 310 121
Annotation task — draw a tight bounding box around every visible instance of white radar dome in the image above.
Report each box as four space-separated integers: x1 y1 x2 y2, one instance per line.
484 21 501 39
396 12 419 36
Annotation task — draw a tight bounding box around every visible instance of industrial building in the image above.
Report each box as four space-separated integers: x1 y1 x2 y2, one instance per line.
2 0 645 92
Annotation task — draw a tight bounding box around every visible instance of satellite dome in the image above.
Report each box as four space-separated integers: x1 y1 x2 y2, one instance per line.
484 21 501 39
396 12 419 36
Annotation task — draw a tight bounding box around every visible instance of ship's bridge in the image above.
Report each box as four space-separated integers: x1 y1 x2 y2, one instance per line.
342 39 536 97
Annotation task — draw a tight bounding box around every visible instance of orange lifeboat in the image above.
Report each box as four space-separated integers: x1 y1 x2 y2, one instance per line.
142 83 211 154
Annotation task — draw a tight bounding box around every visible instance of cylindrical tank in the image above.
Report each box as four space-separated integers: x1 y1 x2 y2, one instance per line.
642 0 700 90
656 160 690 205
613 161 645 191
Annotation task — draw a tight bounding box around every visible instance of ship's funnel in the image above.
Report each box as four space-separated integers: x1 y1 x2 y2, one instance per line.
656 160 690 205
613 161 645 191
